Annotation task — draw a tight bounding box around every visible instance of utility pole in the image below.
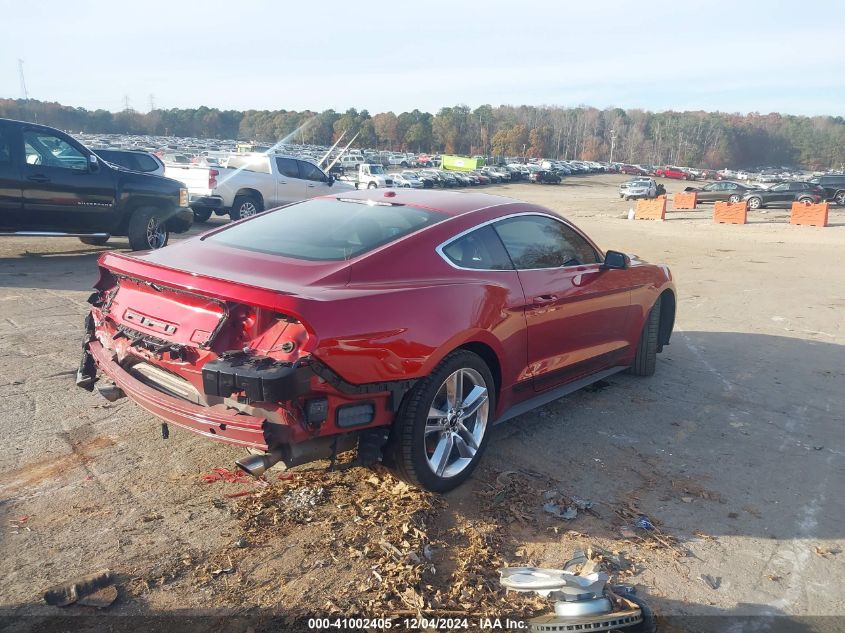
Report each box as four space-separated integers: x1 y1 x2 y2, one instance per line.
149 93 156 112
609 128 617 165
123 95 132 112
18 59 29 100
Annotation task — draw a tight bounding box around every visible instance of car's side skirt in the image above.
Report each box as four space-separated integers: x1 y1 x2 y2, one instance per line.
495 365 627 425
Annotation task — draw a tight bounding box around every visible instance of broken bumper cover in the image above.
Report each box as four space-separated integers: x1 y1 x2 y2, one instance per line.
84 340 271 450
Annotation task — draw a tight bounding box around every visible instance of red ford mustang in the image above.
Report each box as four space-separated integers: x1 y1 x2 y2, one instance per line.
77 189 676 491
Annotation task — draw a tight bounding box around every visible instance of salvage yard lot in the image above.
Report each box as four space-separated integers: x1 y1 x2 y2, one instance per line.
1 174 843 629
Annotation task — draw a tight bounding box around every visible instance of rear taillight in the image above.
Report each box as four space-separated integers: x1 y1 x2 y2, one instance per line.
209 169 219 189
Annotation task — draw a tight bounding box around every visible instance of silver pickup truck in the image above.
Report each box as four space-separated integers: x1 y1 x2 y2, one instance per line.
165 153 354 222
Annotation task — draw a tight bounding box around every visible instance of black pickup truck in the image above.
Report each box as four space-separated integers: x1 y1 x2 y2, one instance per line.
0 118 192 250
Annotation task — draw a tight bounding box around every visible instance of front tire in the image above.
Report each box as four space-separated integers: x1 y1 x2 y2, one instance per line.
628 297 661 377
367 182 377 189
127 206 170 251
747 196 762 210
231 195 262 221
834 191 845 206
388 350 494 492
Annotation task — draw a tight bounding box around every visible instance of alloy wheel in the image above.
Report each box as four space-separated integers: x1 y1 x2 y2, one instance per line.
424 368 489 479
145 217 167 249
239 201 258 217
748 197 761 209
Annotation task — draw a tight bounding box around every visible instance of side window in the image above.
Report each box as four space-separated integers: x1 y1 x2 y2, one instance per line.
133 154 159 172
441 225 513 270
493 215 599 270
23 130 86 169
276 157 300 179
771 183 789 192
0 127 12 164
298 161 327 182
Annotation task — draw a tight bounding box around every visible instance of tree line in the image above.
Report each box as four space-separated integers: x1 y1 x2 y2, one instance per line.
2 98 843 169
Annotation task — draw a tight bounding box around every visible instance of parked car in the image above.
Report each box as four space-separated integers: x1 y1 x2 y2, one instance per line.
682 181 753 203
654 166 693 180
94 149 166 176
0 117 192 250
619 164 647 176
807 174 845 205
392 173 424 188
619 178 657 200
529 170 561 184
77 189 676 492
742 182 825 209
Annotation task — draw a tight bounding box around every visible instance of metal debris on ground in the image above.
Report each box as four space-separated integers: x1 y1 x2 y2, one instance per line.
500 565 649 632
43 569 115 608
700 574 722 590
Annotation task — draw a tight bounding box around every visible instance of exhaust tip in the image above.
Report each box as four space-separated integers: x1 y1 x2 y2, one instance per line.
96 383 125 402
236 450 284 477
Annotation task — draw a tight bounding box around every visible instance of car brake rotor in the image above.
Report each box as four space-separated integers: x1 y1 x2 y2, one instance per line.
499 567 644 633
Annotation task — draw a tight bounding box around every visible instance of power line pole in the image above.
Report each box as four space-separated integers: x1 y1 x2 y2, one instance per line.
609 128 617 165
18 59 29 100
149 94 156 112
123 94 131 112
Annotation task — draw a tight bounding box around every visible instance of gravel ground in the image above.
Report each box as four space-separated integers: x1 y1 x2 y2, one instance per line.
1 174 843 630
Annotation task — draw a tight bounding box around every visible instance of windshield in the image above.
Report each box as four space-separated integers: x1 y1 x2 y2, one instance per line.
207 198 445 261
368 164 385 174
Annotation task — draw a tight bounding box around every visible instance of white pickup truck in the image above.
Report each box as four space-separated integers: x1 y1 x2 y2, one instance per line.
337 163 395 189
164 153 353 221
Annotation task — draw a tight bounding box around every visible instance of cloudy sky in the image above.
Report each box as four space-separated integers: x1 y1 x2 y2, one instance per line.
1 0 843 116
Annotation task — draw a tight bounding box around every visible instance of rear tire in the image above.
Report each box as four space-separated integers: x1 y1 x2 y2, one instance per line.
628 297 661 377
79 236 109 246
231 195 262 221
728 194 741 203
192 208 213 222
387 350 494 492
834 191 845 206
127 206 170 251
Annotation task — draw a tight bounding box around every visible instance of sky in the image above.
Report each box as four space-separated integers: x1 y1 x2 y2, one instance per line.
1 0 844 117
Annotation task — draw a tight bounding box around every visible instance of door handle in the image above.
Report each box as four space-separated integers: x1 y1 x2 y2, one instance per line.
307 184 316 188
532 294 558 305
278 180 287 184
27 174 50 183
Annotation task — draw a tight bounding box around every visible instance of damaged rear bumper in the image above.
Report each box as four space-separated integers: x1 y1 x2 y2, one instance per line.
85 340 271 450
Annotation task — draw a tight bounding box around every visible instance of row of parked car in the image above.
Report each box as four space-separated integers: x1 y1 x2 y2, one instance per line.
619 175 845 208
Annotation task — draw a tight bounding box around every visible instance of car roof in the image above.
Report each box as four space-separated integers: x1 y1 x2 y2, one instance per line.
321 188 520 217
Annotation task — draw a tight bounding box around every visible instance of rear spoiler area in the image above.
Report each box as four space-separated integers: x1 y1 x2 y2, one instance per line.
96 251 312 324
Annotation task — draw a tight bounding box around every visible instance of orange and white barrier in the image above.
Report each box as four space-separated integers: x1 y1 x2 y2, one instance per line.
673 192 697 210
635 196 667 221
713 201 747 225
790 201 829 227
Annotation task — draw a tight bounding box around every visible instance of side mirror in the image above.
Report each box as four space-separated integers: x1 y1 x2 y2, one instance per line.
602 250 630 270
88 154 100 172
327 175 334 186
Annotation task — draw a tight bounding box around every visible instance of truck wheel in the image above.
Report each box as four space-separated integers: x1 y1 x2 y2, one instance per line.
79 236 109 246
627 296 661 377
193 208 213 222
367 182 377 190
387 350 494 492
127 206 170 251
231 195 262 221
834 191 845 205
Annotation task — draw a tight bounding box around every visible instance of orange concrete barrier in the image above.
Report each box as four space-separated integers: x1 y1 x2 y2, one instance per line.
673 191 697 210
713 201 747 225
790 201 829 227
635 196 667 221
